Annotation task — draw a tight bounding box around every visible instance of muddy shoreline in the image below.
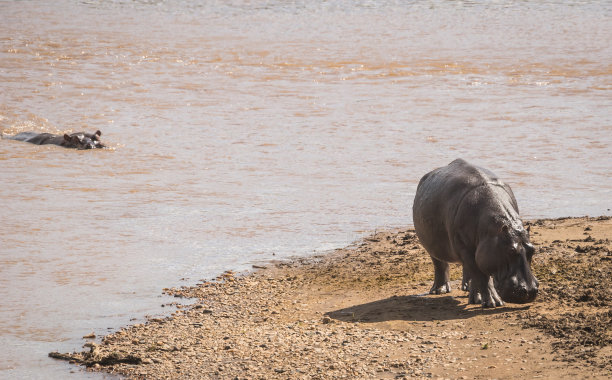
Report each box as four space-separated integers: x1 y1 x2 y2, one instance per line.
51 217 611 379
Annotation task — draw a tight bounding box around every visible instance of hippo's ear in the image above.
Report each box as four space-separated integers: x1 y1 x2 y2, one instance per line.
95 130 102 137
499 224 510 234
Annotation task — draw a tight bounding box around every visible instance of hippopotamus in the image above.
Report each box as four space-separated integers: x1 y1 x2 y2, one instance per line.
412 159 538 307
7 130 105 150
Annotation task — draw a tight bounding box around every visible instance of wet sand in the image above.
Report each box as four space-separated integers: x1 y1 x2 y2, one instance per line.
51 216 611 379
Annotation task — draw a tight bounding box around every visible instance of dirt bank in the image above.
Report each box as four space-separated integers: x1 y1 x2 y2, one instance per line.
51 217 611 379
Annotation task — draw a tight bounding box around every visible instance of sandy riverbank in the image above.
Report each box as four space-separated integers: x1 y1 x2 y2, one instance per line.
51 216 611 379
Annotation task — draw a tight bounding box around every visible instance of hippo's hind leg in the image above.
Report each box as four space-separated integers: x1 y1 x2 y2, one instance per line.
461 266 470 291
430 258 451 294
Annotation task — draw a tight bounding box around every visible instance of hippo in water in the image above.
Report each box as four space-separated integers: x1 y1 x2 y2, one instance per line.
7 130 105 150
412 159 538 307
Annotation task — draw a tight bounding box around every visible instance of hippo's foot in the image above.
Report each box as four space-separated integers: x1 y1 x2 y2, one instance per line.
468 277 504 308
468 289 482 304
429 281 451 295
461 267 470 291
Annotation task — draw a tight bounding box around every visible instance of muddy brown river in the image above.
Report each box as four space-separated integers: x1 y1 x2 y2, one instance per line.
1 0 610 378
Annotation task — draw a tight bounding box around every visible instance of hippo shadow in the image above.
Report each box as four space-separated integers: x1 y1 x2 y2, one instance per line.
325 294 530 323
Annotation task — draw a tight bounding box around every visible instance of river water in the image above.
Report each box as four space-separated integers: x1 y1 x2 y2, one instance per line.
1 0 610 378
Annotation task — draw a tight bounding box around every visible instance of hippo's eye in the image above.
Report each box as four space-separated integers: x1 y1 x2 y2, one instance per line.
511 242 519 252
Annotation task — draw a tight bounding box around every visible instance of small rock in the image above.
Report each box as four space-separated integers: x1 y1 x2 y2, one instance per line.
82 332 96 339
83 342 98 353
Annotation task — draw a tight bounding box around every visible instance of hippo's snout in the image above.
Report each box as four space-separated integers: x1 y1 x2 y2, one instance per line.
78 139 98 150
499 276 538 304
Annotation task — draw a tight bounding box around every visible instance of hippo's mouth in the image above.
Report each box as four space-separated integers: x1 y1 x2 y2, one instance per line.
493 273 538 304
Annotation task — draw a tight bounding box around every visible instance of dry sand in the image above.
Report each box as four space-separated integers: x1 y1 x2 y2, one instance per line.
51 216 611 379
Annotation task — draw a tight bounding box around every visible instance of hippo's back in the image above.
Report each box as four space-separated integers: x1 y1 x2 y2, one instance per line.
7 132 58 145
8 132 40 142
414 159 495 217
412 159 508 262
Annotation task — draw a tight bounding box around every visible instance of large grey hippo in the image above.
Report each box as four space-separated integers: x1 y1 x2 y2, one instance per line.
7 130 105 150
412 159 538 307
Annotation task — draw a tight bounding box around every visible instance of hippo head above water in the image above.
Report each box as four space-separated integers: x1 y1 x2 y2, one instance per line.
413 159 539 307
7 129 106 150
476 219 539 304
63 130 105 150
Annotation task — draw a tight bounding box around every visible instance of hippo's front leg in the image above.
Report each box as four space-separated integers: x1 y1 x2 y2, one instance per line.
467 271 504 307
460 252 503 307
455 238 503 307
